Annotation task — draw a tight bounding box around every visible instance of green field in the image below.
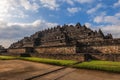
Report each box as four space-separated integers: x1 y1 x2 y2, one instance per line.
74 61 120 73
0 56 16 60
19 57 77 66
0 55 120 73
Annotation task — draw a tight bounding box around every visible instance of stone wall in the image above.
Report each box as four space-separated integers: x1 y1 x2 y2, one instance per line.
91 54 120 61
8 48 26 54
77 45 120 54
8 45 120 54
30 53 84 61
92 45 120 54
35 46 76 54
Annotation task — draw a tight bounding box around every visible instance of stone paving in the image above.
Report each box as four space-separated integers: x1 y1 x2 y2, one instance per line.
0 60 120 80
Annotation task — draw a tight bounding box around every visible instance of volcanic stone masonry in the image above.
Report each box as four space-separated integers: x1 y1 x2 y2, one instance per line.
8 23 120 54
0 45 7 53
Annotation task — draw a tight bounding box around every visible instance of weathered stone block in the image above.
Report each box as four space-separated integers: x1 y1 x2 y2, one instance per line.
35 46 76 54
8 48 26 54
92 45 120 54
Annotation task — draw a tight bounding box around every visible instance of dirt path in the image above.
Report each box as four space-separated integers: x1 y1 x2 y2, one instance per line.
0 60 119 80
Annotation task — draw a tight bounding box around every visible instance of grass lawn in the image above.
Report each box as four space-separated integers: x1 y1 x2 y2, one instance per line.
19 57 77 66
0 55 120 73
74 61 120 73
0 56 16 60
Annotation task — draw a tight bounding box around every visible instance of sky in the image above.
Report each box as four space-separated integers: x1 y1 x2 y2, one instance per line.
0 0 120 48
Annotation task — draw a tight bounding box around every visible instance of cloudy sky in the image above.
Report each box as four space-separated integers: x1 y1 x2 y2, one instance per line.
0 0 120 48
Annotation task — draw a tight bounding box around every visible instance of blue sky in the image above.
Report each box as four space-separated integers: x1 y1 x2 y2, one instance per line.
0 0 120 47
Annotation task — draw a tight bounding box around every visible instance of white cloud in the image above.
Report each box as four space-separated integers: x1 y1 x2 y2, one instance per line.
100 25 120 38
67 7 81 14
90 24 120 38
94 16 104 23
94 12 120 25
0 0 19 19
115 12 120 17
62 0 94 5
0 0 95 20
62 0 74 5
85 22 91 28
93 12 120 38
114 0 120 7
0 39 16 48
76 0 94 4
0 0 41 20
20 0 40 11
0 19 57 47
40 0 59 10
104 16 120 25
87 4 102 14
